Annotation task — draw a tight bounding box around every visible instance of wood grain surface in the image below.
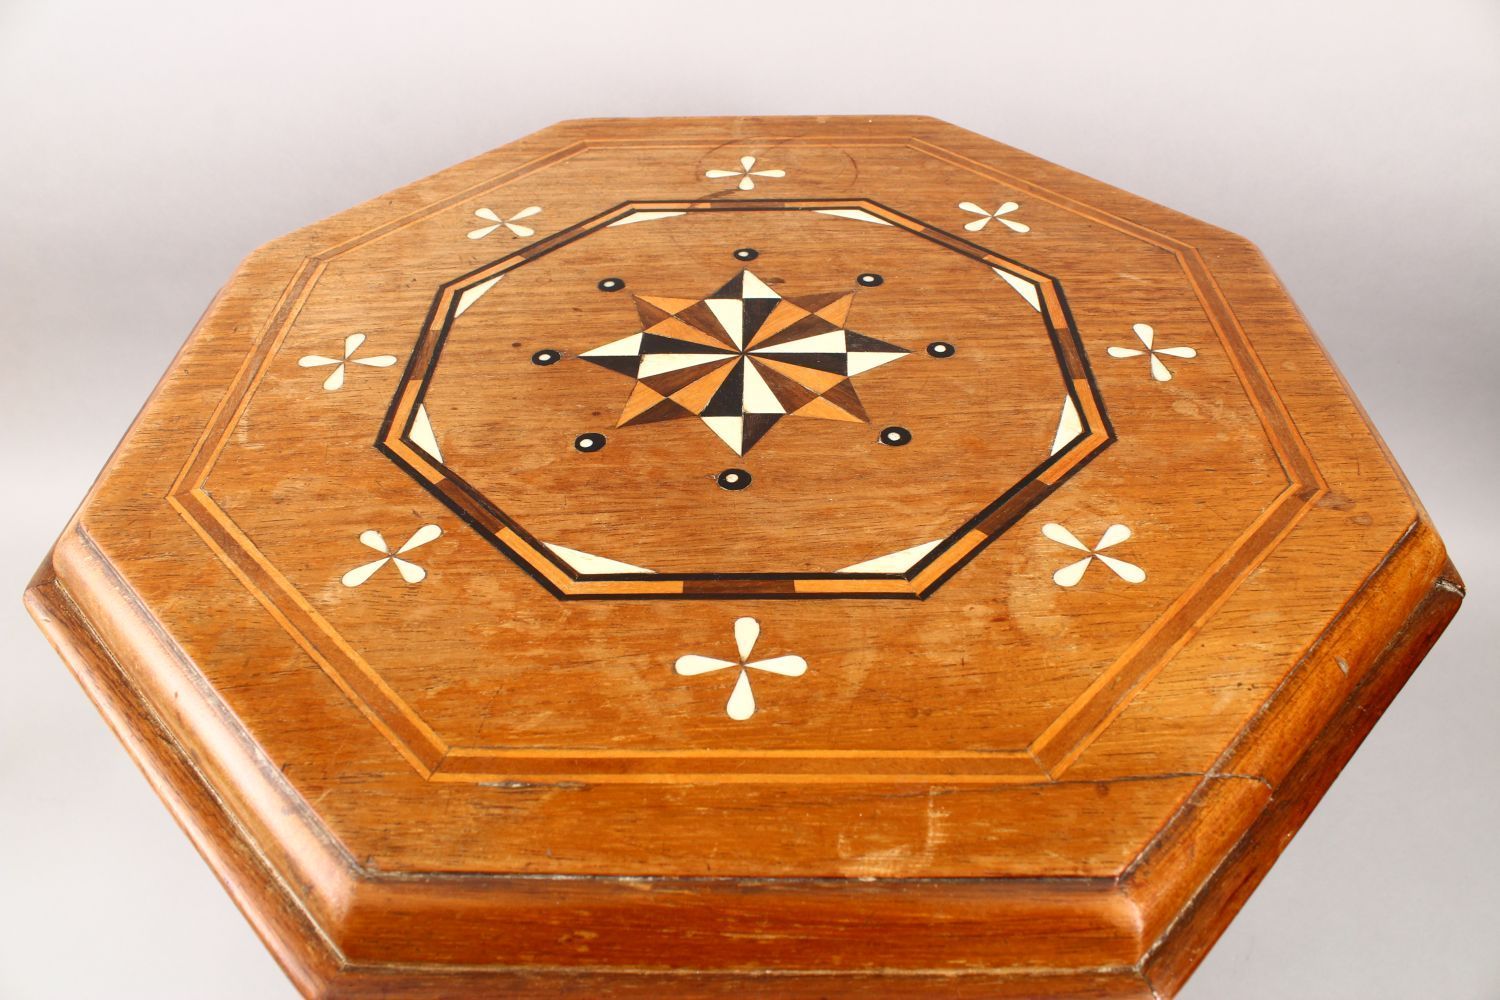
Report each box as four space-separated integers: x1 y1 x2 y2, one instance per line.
24 115 1462 997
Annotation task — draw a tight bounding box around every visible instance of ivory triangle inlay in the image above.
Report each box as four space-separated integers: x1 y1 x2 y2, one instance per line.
455 275 503 316
545 543 654 575
1051 395 1083 455
993 267 1041 312
410 404 443 462
608 210 687 227
813 208 893 226
838 539 943 574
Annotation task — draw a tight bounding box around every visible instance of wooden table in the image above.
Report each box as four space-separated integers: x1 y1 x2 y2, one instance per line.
24 116 1463 997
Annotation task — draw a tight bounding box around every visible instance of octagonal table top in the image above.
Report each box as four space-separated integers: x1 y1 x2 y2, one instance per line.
25 115 1462 998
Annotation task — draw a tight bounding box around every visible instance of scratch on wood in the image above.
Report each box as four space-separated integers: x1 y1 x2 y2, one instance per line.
479 780 590 791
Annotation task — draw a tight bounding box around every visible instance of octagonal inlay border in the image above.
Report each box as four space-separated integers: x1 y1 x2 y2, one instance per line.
378 198 1113 600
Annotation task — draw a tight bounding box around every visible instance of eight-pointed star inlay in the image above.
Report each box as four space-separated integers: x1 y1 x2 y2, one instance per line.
578 269 909 454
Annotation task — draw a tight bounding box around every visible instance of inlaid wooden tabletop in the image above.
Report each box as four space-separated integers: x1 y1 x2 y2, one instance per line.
24 115 1463 998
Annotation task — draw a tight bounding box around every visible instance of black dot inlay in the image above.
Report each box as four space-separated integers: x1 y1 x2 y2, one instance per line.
531 349 561 366
574 433 606 452
717 468 752 491
926 341 955 358
733 248 759 261
597 277 625 292
879 426 912 447
857 273 884 287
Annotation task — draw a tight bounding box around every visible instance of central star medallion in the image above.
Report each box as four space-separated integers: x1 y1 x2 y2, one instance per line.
579 269 909 454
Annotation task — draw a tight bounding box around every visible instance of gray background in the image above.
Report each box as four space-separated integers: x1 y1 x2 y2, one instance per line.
1 1 1496 996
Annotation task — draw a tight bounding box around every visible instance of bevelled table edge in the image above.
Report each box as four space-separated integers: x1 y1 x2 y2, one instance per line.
23 513 1462 997
24 550 338 997
1128 534 1464 996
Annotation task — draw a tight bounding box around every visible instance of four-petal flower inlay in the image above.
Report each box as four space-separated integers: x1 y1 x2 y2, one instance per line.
341 524 442 587
959 200 1030 234
675 617 807 720
298 333 398 391
1108 323 1197 382
468 205 542 240
704 155 786 191
1042 522 1146 587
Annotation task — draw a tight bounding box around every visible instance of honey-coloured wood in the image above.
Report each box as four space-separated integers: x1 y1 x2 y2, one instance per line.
24 116 1463 997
